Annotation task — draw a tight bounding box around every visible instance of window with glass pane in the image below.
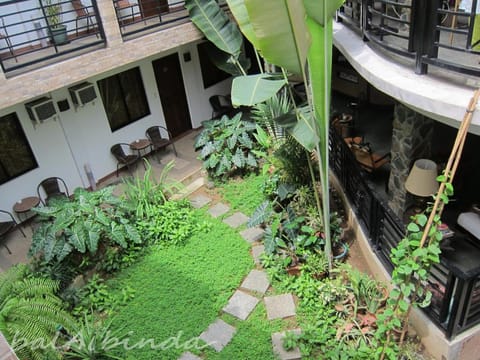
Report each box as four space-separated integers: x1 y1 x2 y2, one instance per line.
0 113 37 184
97 67 150 131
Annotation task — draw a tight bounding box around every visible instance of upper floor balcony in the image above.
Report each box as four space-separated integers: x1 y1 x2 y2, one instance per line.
338 0 480 80
0 0 195 77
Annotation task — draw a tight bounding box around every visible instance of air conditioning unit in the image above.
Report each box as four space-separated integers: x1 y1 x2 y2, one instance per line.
25 97 57 124
69 82 97 107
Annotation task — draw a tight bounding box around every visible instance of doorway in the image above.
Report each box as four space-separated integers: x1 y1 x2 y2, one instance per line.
152 53 192 138
140 0 168 18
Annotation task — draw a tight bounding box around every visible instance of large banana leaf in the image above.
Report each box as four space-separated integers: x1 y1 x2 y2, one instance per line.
303 0 345 25
204 42 251 76
244 0 310 76
185 0 243 57
226 0 258 47
231 74 286 106
275 110 319 152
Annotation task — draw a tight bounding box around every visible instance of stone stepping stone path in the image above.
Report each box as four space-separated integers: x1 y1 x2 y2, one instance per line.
188 193 300 358
240 227 264 243
222 290 260 320
240 269 270 295
178 352 202 360
189 194 212 208
251 244 265 266
264 294 296 320
272 330 302 360
199 319 236 352
223 212 249 228
208 202 230 218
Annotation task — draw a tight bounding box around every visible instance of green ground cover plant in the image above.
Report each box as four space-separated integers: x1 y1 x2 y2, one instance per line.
218 172 268 216
105 211 255 359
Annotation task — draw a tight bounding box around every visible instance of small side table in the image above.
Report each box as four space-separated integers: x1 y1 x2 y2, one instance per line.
130 138 151 158
13 196 40 227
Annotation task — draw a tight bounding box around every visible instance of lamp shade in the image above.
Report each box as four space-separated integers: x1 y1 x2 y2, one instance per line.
405 159 439 197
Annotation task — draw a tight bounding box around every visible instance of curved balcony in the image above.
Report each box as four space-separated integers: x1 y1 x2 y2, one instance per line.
334 0 480 135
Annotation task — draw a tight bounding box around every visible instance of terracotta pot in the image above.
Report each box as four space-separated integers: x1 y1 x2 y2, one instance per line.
286 264 301 276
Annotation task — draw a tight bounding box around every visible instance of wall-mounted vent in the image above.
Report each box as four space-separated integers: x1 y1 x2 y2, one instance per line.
69 82 97 107
25 97 57 124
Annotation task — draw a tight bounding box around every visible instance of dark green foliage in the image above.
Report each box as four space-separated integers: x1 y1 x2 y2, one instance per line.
30 187 141 275
0 264 76 360
274 135 311 186
72 274 136 317
194 113 260 180
135 199 209 246
62 314 125 360
122 160 183 219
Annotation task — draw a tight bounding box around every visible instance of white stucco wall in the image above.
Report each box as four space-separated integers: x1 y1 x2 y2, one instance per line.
0 41 231 218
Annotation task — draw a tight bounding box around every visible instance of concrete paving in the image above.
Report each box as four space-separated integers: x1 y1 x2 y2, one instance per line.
208 203 230 218
240 269 270 295
189 194 212 208
271 330 302 360
240 227 264 243
222 290 260 320
223 212 249 228
251 245 265 266
264 294 297 320
199 319 236 352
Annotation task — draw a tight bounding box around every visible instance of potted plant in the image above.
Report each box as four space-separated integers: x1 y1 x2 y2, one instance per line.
43 0 68 45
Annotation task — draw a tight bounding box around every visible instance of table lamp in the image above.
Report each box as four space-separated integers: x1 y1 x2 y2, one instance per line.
405 159 439 212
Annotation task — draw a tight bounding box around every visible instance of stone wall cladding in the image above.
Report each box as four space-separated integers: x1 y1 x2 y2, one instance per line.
388 103 434 216
0 2 202 110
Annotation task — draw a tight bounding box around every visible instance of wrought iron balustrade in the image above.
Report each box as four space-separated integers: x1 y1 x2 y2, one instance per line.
329 128 480 339
337 0 480 77
0 0 105 75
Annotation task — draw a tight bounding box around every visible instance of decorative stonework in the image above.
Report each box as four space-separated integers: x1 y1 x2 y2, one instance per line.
388 103 434 216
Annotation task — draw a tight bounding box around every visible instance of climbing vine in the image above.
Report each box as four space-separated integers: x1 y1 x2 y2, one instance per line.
376 173 453 359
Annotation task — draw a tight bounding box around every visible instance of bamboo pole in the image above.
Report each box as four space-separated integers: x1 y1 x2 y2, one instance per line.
420 89 480 247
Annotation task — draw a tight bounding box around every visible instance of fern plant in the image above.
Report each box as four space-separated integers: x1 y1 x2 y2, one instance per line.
0 264 76 360
29 187 141 275
194 112 260 180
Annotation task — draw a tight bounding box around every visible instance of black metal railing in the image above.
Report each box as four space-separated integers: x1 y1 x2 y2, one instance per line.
0 0 105 75
337 0 480 77
329 128 480 339
114 0 190 39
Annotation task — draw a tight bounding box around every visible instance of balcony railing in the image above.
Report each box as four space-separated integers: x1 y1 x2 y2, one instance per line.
114 0 191 39
337 0 480 77
0 0 105 75
329 128 480 339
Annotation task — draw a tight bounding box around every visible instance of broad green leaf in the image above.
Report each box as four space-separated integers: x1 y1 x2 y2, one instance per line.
275 111 319 152
226 0 258 46
244 0 310 76
231 74 286 106
204 41 251 76
407 223 420 233
185 0 243 57
125 224 141 244
303 0 345 26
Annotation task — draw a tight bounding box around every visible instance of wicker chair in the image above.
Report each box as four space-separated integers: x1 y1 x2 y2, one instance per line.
110 143 142 177
37 177 70 205
0 210 25 254
145 126 177 163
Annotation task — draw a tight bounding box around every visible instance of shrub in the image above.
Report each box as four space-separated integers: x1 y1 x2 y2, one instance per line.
136 200 208 246
29 187 141 278
194 112 260 180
